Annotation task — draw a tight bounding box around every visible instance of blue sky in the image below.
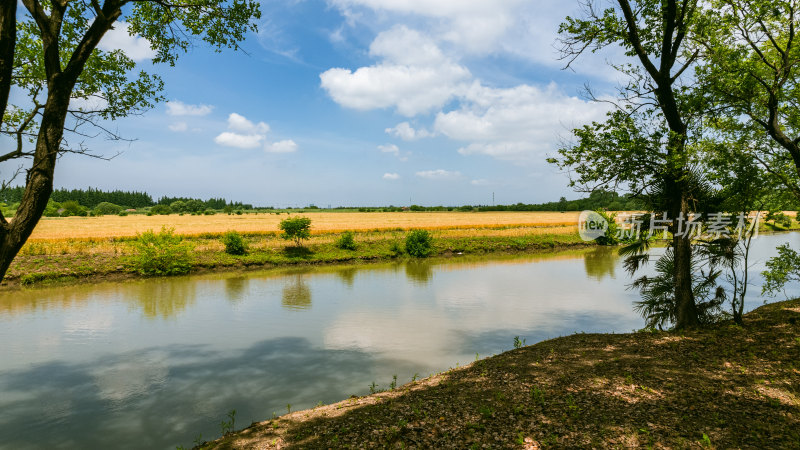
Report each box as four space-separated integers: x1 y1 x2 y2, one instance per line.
24 0 622 207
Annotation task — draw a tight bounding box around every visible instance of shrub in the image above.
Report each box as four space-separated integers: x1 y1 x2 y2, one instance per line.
279 217 312 246
595 210 620 245
94 202 123 215
130 227 193 276
766 210 792 228
222 231 247 255
150 204 172 215
61 200 88 217
335 231 357 250
203 209 216 215
118 210 129 216
405 229 433 257
389 241 404 257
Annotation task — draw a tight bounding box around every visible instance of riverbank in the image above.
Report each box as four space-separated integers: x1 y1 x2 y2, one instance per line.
2 227 588 288
202 299 800 449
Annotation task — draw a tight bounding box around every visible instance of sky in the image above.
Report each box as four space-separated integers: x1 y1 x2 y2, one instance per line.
9 0 623 208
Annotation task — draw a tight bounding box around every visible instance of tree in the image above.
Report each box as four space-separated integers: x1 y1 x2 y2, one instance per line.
554 0 705 328
694 0 800 199
279 217 311 247
0 0 261 282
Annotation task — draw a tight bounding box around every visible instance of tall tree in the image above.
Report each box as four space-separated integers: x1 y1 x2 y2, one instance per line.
695 0 800 199
554 0 704 328
0 0 261 282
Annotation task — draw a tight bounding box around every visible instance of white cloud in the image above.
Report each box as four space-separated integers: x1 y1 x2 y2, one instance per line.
383 172 400 180
378 144 400 156
166 101 214 117
416 169 461 180
168 122 188 132
97 22 156 62
227 112 270 134
266 140 298 153
69 95 109 112
214 113 297 153
471 179 491 186
330 0 525 54
433 82 610 163
320 26 470 116
214 132 264 149
385 122 432 141
378 143 409 161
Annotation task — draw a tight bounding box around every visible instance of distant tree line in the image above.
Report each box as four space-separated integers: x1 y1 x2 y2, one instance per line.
0 187 252 211
475 190 648 212
1 186 154 209
331 190 650 212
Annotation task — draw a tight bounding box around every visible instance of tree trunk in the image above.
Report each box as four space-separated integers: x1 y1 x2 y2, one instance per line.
0 80 72 282
673 229 700 328
667 174 700 329
0 0 15 128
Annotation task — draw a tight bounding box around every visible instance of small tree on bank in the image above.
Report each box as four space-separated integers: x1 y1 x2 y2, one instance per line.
279 217 311 247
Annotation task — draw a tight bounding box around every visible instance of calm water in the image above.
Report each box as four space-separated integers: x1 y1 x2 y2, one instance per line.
1 233 799 449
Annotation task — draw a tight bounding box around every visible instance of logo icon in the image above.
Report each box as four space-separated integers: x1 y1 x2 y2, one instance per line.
578 210 608 242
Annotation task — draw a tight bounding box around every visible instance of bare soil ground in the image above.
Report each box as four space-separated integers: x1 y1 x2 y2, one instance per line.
203 299 800 449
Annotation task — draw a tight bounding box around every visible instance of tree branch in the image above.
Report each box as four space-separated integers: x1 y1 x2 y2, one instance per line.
618 0 661 80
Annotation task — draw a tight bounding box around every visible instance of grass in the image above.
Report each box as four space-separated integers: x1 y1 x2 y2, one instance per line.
201 299 800 449
4 215 587 286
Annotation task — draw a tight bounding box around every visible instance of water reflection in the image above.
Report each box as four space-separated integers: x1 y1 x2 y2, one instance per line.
224 277 249 303
583 247 619 281
405 260 433 285
129 278 197 319
335 267 357 287
281 275 312 310
0 234 797 450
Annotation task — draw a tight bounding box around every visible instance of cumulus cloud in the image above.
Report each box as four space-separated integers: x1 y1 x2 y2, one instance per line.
97 22 156 62
214 113 298 153
214 132 264 149
166 101 214 117
416 169 461 180
329 0 525 54
320 25 609 164
69 95 109 112
378 143 409 161
378 144 400 156
227 112 270 134
266 140 298 153
385 122 432 141
434 82 610 163
383 172 400 180
320 26 470 116
168 122 188 132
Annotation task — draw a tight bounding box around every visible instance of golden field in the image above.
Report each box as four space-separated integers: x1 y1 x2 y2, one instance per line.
27 211 581 241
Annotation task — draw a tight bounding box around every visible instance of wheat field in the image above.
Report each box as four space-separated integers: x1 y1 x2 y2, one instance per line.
27 211 581 241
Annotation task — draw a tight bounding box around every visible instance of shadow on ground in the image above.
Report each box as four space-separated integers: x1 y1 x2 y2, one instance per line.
207 300 800 449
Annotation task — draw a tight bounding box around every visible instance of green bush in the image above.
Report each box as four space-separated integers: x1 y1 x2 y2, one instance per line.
279 217 312 246
118 210 129 216
222 231 248 255
94 202 123 215
61 200 88 217
203 209 216 215
130 227 193 276
594 210 620 245
335 231 357 250
150 204 172 215
389 241 404 257
405 229 433 257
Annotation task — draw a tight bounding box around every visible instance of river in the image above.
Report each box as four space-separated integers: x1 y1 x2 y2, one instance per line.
1 232 798 449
